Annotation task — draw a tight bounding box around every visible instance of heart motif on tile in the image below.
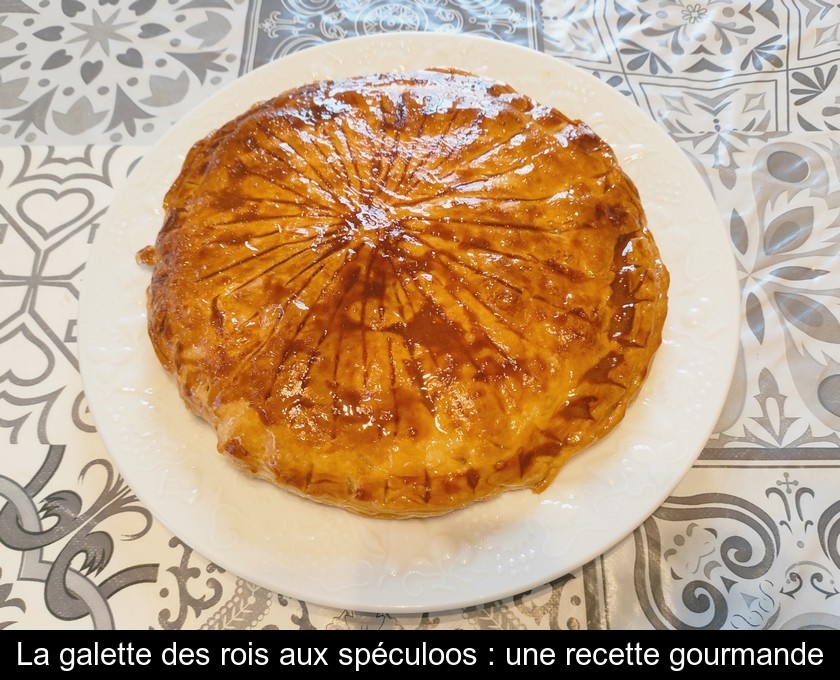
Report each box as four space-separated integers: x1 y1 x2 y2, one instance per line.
61 0 85 17
0 324 54 386
138 23 168 38
33 26 64 41
116 48 143 68
43 49 73 70
129 0 156 15
81 60 103 84
17 188 94 239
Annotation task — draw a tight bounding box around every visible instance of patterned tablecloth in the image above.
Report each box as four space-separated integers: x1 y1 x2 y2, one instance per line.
2 0 839 631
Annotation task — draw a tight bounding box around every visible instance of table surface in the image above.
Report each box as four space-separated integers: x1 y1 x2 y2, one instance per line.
2 0 840 630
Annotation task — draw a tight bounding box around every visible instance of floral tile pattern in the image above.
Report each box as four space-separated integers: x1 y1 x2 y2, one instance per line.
542 0 615 64
792 0 840 61
540 0 840 132
0 0 247 144
687 135 840 440
240 0 542 72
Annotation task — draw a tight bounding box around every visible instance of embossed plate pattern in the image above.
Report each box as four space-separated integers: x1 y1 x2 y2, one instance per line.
78 33 739 613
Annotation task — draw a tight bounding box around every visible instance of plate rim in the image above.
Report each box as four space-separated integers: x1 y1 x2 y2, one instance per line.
78 31 741 614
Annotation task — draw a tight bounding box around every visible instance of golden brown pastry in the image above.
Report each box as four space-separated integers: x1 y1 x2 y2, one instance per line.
138 68 669 518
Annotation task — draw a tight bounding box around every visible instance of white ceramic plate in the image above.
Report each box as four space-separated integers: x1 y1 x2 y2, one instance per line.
78 32 739 614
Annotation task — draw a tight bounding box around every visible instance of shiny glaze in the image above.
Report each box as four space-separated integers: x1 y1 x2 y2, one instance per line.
141 69 669 517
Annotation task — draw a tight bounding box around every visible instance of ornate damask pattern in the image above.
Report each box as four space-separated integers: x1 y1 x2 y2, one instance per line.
627 463 840 629
0 0 245 144
240 0 541 70
0 445 158 629
635 492 780 630
463 574 586 630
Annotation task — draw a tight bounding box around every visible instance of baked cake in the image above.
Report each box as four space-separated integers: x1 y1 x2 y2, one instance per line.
137 69 669 518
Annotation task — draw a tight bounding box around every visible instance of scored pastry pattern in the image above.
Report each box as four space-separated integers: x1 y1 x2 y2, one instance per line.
143 68 667 517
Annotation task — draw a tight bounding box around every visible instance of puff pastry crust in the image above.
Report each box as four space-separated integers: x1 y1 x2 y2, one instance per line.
138 69 669 518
